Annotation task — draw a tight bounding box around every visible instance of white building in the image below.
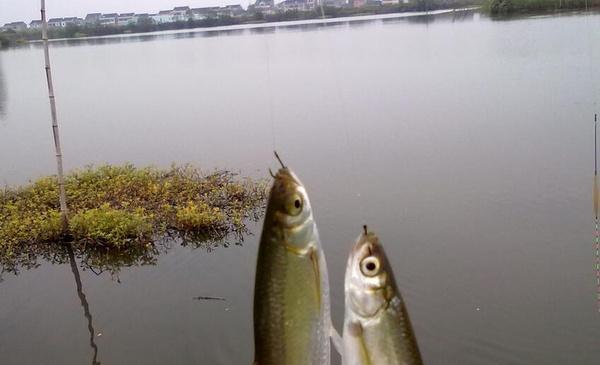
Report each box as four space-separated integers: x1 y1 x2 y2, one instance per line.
253 0 278 14
225 5 245 17
29 20 43 29
84 13 102 25
277 0 315 11
47 18 64 27
117 13 135 26
191 7 219 20
63 17 83 26
171 6 191 21
2 21 27 31
151 11 175 24
134 14 151 23
99 14 118 26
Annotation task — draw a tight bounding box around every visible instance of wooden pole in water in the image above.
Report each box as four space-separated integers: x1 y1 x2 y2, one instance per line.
595 113 600 313
40 0 68 232
595 114 598 219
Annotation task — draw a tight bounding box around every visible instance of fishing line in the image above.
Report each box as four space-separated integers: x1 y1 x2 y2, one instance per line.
263 31 277 152
312 8 362 348
584 5 598 110
584 7 600 313
315 10 367 223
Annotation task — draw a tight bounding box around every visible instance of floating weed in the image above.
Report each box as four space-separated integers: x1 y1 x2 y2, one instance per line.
69 205 152 248
175 201 226 231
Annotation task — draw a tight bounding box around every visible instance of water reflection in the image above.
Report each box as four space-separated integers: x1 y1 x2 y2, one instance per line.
450 9 475 22
378 9 477 25
0 227 253 282
406 14 436 24
174 32 199 40
250 27 277 35
28 27 252 49
67 244 101 365
346 19 375 28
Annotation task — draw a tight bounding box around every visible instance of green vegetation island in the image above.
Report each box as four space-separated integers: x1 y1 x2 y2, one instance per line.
0 164 267 277
486 0 599 15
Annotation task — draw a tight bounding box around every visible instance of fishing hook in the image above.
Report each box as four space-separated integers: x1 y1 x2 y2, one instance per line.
274 150 286 169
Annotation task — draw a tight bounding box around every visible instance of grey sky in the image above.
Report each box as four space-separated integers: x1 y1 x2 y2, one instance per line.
0 0 253 25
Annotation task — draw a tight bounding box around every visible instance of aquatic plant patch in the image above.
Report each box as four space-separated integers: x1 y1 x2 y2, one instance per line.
0 164 268 260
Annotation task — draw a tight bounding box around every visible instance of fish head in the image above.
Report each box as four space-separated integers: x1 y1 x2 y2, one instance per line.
266 167 315 248
345 228 397 318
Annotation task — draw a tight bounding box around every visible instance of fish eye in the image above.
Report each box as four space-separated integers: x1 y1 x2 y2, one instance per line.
285 193 303 216
360 256 380 277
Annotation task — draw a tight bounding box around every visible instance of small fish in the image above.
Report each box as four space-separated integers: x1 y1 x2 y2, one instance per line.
342 226 423 365
253 155 331 365
193 296 226 301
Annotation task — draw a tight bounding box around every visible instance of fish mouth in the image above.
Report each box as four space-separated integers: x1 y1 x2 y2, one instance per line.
269 168 303 199
274 167 302 186
352 228 380 259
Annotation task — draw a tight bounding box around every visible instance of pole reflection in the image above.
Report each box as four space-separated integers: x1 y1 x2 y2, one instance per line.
67 245 100 365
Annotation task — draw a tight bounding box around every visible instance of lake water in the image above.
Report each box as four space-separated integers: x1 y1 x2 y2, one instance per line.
1 9 600 364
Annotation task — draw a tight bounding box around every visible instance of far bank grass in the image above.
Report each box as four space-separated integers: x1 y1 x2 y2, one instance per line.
0 164 267 260
486 0 600 15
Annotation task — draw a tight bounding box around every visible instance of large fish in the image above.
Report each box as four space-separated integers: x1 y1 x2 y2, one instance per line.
253 157 331 365
342 226 423 365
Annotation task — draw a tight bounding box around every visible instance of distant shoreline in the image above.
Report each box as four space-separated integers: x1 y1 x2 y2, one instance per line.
36 7 481 43
3 4 598 49
1 5 481 49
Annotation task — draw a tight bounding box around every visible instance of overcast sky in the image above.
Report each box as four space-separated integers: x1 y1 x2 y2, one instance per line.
0 0 253 25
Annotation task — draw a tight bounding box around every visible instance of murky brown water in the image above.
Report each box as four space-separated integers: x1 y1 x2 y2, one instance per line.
1 10 599 364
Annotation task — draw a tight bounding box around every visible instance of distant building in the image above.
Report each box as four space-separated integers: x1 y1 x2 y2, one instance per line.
135 13 151 24
191 7 219 20
117 13 135 26
99 13 118 26
277 0 315 11
225 5 245 17
216 7 232 17
2 21 27 31
63 17 83 26
191 8 207 20
352 0 368 7
172 6 191 21
151 10 175 24
2 5 253 32
322 0 345 6
252 0 277 14
84 13 102 25
47 18 64 27
29 20 43 29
